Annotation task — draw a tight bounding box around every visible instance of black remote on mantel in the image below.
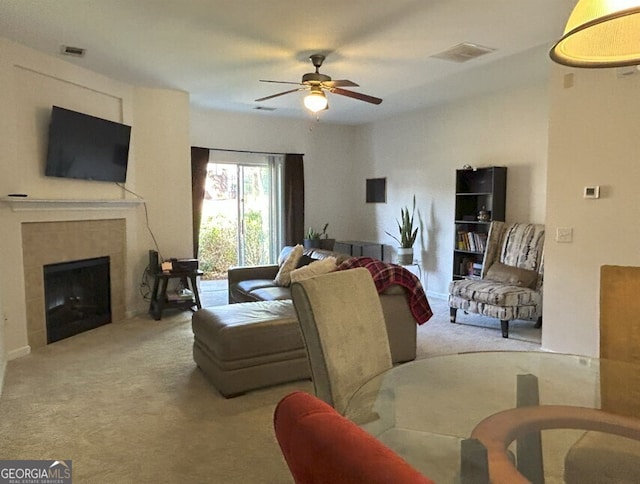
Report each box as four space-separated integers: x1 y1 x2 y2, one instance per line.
7 194 28 197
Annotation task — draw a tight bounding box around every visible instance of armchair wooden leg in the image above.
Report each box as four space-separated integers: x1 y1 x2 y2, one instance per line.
500 320 509 338
450 307 457 323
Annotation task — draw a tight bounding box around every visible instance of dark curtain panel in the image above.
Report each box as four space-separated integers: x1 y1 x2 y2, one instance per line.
284 154 304 245
191 147 210 258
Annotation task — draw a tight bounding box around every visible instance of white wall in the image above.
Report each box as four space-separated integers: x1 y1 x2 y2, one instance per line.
0 38 191 359
132 87 193 265
544 67 640 356
352 82 549 299
190 107 358 241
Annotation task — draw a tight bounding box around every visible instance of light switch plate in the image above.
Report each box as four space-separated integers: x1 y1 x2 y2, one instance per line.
556 227 573 243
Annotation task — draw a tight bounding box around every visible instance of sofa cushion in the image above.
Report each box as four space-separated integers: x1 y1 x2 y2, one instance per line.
249 286 293 301
236 279 279 293
485 262 538 289
290 257 338 283
448 279 540 307
302 248 352 264
275 244 303 287
278 246 352 266
231 279 278 301
297 254 316 267
193 300 302 362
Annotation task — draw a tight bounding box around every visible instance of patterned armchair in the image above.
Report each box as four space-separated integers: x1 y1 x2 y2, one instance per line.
448 222 545 338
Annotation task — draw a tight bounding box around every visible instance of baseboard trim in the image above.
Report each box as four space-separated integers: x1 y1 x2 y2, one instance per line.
8 345 31 360
426 290 448 301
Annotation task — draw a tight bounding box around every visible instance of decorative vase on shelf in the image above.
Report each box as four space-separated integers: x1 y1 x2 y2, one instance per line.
477 206 491 222
303 238 321 249
304 226 322 249
396 247 413 265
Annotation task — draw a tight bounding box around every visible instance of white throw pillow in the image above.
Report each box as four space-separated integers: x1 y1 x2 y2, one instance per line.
274 244 304 286
290 257 338 283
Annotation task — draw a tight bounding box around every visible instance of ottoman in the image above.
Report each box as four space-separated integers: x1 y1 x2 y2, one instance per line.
192 300 310 397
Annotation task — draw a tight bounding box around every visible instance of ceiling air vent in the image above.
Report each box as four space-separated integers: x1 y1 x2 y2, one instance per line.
431 42 495 63
60 45 86 57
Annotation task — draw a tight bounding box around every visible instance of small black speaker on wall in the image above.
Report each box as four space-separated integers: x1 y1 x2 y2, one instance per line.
148 249 160 274
366 177 386 203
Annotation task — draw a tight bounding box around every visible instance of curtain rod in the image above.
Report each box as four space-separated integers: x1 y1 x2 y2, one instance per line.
194 146 304 156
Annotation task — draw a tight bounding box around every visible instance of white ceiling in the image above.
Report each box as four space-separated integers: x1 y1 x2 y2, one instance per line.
0 0 577 125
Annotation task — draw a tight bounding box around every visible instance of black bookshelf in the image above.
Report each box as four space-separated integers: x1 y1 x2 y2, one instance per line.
453 167 507 280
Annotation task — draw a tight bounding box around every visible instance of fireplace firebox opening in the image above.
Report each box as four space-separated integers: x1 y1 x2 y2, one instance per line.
44 256 112 343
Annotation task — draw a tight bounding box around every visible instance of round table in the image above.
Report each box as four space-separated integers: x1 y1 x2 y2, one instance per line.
344 351 640 484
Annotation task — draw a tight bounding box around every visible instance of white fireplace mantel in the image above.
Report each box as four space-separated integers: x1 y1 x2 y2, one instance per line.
0 197 144 212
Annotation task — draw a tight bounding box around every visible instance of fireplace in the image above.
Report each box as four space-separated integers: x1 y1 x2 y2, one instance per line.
21 219 126 349
44 256 112 343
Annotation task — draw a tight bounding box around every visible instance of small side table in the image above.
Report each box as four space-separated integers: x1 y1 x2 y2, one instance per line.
149 270 203 320
401 262 422 282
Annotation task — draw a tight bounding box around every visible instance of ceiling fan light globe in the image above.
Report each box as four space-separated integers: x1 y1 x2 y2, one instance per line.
550 0 640 67
304 91 328 112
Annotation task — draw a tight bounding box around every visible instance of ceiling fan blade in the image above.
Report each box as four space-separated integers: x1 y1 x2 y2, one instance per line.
259 79 304 86
255 88 305 102
324 79 359 88
330 87 383 105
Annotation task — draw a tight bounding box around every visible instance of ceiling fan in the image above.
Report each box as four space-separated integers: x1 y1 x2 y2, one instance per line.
255 54 383 112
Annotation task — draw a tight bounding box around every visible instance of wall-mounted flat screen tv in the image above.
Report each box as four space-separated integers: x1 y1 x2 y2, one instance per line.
45 106 131 183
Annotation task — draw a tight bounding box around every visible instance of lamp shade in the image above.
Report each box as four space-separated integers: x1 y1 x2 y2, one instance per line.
303 90 328 112
550 0 640 67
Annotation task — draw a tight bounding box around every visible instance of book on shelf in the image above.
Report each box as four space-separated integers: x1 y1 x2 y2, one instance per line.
472 262 482 277
456 231 488 253
457 231 468 250
467 232 476 252
475 232 488 252
459 257 475 277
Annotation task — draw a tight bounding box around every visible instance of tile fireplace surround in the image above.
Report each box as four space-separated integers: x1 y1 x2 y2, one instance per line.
21 219 126 349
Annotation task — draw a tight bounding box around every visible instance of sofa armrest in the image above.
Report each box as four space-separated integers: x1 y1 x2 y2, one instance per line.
379 287 418 364
227 264 280 303
228 264 279 286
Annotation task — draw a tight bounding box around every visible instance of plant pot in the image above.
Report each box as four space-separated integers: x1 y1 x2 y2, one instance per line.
396 247 414 265
303 239 321 249
319 238 335 251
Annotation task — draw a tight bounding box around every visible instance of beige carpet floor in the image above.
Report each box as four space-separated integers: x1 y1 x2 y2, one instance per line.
0 297 540 483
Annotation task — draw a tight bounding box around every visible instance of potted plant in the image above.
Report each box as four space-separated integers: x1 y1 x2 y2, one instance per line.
386 195 418 265
318 223 335 251
303 227 322 249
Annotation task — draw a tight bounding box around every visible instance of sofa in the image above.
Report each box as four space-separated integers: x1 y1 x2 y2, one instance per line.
228 246 352 303
227 246 419 364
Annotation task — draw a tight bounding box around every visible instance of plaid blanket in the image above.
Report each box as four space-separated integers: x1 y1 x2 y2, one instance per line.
337 257 433 325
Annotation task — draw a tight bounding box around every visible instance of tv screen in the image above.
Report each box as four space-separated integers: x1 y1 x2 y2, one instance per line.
45 106 131 183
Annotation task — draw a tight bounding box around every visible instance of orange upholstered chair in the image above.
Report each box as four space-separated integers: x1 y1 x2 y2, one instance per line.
274 391 434 484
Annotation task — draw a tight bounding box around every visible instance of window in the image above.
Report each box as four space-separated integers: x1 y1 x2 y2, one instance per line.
198 151 284 278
